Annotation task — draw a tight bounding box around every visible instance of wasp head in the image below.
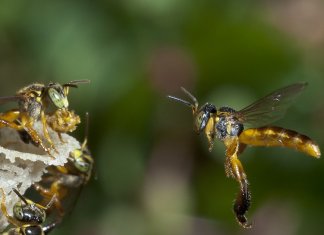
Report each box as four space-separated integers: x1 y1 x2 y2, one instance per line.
194 103 216 133
69 147 92 174
167 87 217 133
47 83 69 109
12 189 46 224
13 203 46 224
46 80 90 109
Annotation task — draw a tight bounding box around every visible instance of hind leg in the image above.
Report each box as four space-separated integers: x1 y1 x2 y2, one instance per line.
224 137 251 228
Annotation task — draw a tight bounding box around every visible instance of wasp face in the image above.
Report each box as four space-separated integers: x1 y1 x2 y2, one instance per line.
70 149 91 173
13 202 46 224
194 103 216 133
47 83 69 109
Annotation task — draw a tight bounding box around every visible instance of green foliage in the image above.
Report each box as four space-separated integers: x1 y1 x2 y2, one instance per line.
0 1 323 235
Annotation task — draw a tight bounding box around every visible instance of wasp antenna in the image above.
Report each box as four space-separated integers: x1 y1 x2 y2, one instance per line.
180 87 197 103
64 79 91 88
82 112 89 148
12 188 28 205
180 87 199 111
46 193 57 209
167 95 193 108
70 79 91 84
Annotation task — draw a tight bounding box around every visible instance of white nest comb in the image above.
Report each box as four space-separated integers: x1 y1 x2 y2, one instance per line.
0 121 80 231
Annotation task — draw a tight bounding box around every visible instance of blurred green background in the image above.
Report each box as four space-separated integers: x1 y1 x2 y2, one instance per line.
1 0 324 235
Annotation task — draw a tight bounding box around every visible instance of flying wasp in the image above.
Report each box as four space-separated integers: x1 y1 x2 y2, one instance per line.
34 113 93 216
0 188 60 235
167 82 321 228
0 80 89 157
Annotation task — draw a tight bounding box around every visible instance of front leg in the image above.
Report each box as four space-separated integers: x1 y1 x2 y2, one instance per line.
0 116 54 159
204 117 215 152
34 182 65 216
224 137 251 228
40 111 58 153
41 110 58 153
0 188 22 227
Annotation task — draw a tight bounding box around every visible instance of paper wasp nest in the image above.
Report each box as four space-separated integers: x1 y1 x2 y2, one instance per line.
0 122 80 231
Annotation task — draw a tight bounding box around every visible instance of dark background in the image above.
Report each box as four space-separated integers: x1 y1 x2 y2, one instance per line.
0 1 324 235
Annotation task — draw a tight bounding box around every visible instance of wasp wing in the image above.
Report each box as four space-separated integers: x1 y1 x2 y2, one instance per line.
236 82 307 126
0 95 21 105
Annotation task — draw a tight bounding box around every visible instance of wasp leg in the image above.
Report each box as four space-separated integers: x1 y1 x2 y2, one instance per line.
0 119 52 158
34 183 65 216
224 137 252 228
43 219 62 234
0 110 20 125
25 124 55 159
0 188 23 228
41 111 58 153
57 132 67 144
0 112 55 158
55 166 69 174
205 117 216 152
239 127 321 158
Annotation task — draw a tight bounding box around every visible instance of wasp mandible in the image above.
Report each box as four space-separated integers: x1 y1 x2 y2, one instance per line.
0 188 59 235
167 82 320 228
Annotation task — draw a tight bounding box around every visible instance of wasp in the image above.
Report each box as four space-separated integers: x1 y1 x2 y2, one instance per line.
33 113 93 216
0 80 89 158
0 188 60 235
167 82 321 228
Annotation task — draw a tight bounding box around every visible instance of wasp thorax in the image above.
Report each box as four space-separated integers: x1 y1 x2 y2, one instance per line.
216 106 244 140
48 85 69 109
24 225 43 235
194 103 216 133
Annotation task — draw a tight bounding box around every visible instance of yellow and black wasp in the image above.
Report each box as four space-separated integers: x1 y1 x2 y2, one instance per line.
0 188 60 235
168 82 320 228
33 113 93 216
0 80 89 158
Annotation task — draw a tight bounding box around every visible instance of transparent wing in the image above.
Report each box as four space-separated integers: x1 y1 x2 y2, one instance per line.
236 82 307 126
0 95 21 105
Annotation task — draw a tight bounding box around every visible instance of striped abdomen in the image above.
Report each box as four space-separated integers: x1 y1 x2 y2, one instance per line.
239 126 321 158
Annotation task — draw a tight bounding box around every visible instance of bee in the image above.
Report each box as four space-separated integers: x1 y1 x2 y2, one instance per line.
167 83 321 228
0 80 89 158
33 113 93 216
0 188 60 235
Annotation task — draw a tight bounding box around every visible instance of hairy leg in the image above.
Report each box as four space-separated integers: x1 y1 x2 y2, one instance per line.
224 137 251 228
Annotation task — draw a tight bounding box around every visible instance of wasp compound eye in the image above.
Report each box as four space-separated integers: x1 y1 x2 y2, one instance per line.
194 103 216 132
13 204 24 221
204 103 216 114
48 87 69 109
